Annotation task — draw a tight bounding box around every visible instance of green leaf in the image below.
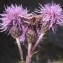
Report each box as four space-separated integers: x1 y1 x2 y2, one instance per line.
32 50 40 55
18 61 25 63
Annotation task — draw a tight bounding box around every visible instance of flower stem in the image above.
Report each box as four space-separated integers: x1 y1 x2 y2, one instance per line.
25 33 44 63
26 54 32 63
28 43 32 55
26 43 32 63
16 37 24 61
31 33 44 54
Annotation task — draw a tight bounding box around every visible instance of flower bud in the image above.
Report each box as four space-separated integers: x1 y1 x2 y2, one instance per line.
26 28 37 43
41 25 49 33
9 25 22 39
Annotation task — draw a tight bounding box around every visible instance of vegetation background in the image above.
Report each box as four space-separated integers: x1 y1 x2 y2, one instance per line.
0 0 63 63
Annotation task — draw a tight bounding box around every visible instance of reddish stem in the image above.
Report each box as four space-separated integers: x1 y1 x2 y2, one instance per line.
26 54 32 63
31 33 44 54
16 38 24 61
26 43 32 63
28 43 32 55
26 33 44 63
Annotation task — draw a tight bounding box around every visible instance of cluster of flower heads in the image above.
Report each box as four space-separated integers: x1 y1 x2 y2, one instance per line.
0 2 63 43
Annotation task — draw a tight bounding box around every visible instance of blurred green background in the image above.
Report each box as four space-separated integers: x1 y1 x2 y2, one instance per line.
0 0 63 63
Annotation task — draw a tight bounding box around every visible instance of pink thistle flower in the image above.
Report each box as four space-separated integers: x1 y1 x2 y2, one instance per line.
0 4 30 33
35 2 63 33
0 4 31 42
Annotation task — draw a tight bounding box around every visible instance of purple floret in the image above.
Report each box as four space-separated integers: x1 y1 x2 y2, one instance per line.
0 4 29 32
0 4 30 42
19 25 28 43
35 2 63 33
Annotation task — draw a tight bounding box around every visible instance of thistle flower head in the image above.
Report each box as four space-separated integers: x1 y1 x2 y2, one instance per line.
0 4 29 34
36 2 63 33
